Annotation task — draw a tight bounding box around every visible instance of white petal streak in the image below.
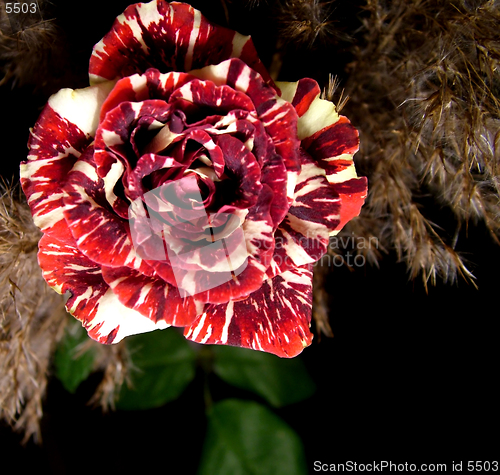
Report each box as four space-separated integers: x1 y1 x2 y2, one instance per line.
220 301 234 344
89 289 169 343
48 81 115 136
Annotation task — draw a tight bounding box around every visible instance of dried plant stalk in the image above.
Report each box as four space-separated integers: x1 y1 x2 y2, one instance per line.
312 259 334 338
342 0 500 286
88 340 130 412
0 1 60 89
0 183 132 440
0 184 67 443
276 0 348 47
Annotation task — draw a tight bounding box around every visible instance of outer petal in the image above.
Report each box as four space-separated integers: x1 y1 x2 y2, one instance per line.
184 265 314 358
277 79 338 140
101 265 203 327
89 1 274 89
20 82 114 241
267 153 341 277
278 80 368 232
302 116 368 231
38 233 168 344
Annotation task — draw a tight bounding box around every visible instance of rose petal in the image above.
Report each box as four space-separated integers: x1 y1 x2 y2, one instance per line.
184 264 314 358
302 116 359 176
214 134 262 210
279 80 368 232
331 177 369 231
277 79 339 140
46 82 116 136
89 1 274 89
99 68 195 122
147 183 275 303
301 116 367 231
101 265 203 326
38 233 168 344
277 78 320 118
267 153 341 277
62 147 151 274
20 82 113 240
190 58 301 200
170 78 255 113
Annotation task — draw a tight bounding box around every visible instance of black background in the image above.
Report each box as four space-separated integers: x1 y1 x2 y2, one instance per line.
1 0 498 473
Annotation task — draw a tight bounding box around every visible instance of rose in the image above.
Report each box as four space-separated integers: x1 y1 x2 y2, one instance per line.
20 0 367 357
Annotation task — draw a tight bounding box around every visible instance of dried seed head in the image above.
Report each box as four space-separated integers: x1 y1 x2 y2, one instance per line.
277 0 348 47
342 0 500 284
0 183 67 443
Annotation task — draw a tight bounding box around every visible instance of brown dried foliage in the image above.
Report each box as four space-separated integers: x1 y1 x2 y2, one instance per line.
276 0 345 47
0 0 59 89
0 185 67 442
0 185 131 441
342 0 499 288
89 340 130 412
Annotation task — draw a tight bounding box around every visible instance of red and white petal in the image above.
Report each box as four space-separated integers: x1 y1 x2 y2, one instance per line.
184 265 314 358
279 80 368 231
301 116 367 231
99 68 195 122
101 265 204 327
280 81 361 192
170 79 255 113
38 233 168 344
260 150 289 230
330 177 368 232
89 1 273 89
62 148 149 273
267 156 340 277
45 82 116 136
277 78 320 118
20 82 114 240
191 58 301 199
149 184 275 304
276 79 339 140
302 116 360 179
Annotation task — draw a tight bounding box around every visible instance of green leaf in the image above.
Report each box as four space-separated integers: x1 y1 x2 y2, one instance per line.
199 399 308 475
54 322 96 393
212 346 315 407
116 328 196 410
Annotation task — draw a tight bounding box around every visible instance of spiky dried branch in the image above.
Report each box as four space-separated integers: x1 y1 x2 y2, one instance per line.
0 184 67 443
343 0 500 286
276 0 350 47
0 1 61 89
0 183 132 440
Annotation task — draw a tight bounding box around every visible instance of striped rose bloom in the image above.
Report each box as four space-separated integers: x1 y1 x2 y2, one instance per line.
20 0 367 357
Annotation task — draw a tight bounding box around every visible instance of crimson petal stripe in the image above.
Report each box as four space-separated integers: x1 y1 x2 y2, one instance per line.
101 265 204 327
184 264 314 358
89 0 275 90
189 58 301 200
62 147 152 275
20 105 91 241
20 81 116 241
38 233 169 344
280 80 367 232
301 116 367 231
266 154 340 278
